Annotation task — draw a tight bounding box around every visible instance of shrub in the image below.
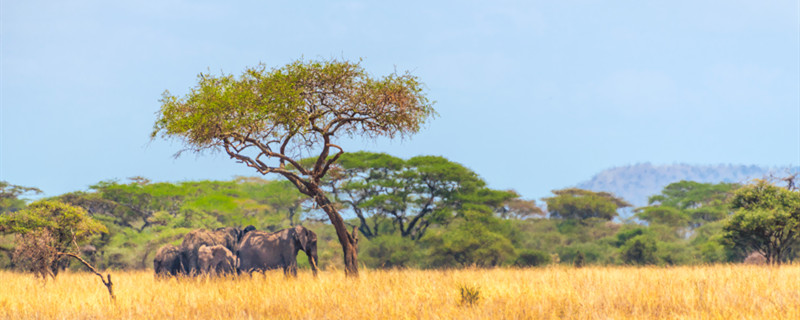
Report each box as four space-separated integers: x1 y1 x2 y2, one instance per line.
514 249 551 267
360 234 420 268
458 284 481 306
621 235 658 265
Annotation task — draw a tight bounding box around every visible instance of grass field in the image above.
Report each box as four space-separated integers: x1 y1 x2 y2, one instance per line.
0 265 798 319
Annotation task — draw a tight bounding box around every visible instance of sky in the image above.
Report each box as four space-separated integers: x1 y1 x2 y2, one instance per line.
1 1 799 202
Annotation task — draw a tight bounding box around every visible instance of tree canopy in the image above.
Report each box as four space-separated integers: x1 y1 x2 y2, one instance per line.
723 180 800 264
543 188 631 221
0 201 106 277
322 152 537 240
0 181 42 213
151 59 435 191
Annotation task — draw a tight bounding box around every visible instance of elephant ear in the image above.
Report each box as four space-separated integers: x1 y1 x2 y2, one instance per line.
294 226 308 252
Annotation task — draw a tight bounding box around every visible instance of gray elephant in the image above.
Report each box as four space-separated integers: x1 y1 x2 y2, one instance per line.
153 244 183 277
198 244 236 275
237 225 319 277
181 225 255 275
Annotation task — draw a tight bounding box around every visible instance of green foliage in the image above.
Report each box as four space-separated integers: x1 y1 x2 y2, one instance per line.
636 206 689 228
723 180 800 264
544 188 631 221
729 180 800 211
458 284 481 306
691 221 734 263
656 241 694 265
3 167 781 270
152 59 435 153
0 200 107 240
641 181 737 231
628 181 742 264
0 201 106 276
424 221 515 267
558 242 617 265
621 235 658 265
360 234 421 268
0 181 42 213
613 226 651 247
324 152 531 240
649 180 737 210
514 249 551 267
512 219 564 252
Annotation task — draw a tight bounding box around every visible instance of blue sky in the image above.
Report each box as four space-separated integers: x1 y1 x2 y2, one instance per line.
1 1 798 201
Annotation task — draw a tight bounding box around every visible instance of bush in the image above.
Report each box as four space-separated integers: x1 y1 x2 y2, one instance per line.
514 249 551 267
360 234 420 268
621 235 658 265
574 251 585 268
558 242 614 265
458 284 481 306
424 223 515 268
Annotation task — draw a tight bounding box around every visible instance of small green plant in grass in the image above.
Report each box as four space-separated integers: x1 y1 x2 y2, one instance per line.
458 284 481 306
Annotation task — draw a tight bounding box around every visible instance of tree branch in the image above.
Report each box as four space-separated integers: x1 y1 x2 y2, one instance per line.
56 252 115 301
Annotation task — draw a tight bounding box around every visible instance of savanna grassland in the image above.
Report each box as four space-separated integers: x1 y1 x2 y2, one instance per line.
1 265 798 320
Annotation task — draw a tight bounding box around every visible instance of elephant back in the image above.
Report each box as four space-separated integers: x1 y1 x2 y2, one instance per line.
213 227 243 251
236 229 294 273
182 229 230 252
181 229 234 275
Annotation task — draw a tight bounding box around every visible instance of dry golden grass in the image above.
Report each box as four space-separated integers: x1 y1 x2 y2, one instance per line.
0 265 798 319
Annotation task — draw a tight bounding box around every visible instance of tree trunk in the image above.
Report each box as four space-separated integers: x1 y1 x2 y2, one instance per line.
312 189 359 277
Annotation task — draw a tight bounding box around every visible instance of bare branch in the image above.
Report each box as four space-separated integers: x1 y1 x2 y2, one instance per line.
318 144 344 179
56 252 116 301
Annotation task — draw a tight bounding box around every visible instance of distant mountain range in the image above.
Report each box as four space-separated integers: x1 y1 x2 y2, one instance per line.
575 163 798 208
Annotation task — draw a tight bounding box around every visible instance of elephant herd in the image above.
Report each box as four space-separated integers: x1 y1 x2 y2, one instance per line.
153 225 319 277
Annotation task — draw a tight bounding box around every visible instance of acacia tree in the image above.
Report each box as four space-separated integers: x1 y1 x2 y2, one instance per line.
324 152 529 240
152 59 435 276
724 180 800 264
543 188 631 221
0 201 114 299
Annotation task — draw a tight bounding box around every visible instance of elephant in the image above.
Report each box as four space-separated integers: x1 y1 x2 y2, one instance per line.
154 244 183 277
237 225 319 277
180 225 255 275
197 244 236 275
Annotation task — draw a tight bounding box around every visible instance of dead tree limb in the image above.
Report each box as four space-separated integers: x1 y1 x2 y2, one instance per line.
56 252 116 301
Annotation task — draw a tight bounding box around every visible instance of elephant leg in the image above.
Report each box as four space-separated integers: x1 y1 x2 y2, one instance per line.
283 264 298 277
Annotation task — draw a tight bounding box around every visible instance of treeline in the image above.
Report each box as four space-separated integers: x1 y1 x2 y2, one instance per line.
1 152 799 271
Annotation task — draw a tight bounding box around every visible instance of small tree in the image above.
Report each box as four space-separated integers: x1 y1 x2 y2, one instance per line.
0 182 43 267
152 59 435 277
723 180 800 265
0 201 107 276
0 201 115 299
